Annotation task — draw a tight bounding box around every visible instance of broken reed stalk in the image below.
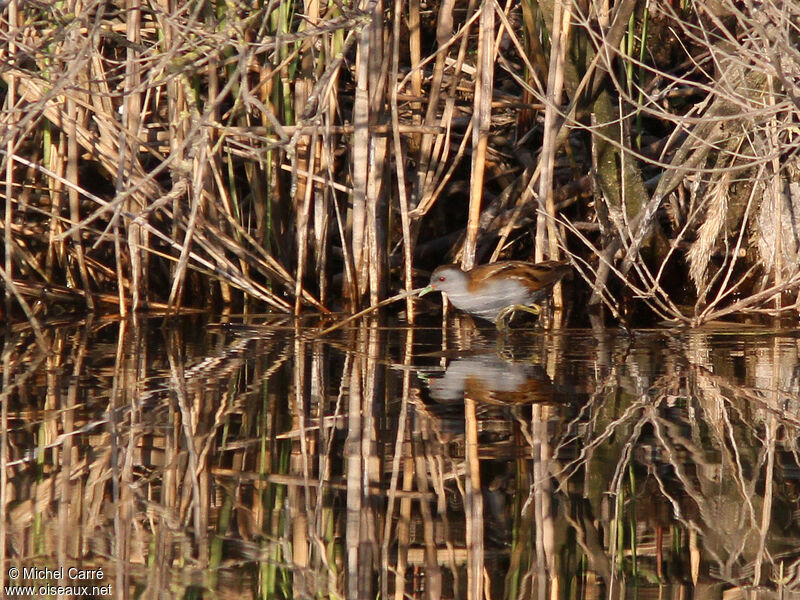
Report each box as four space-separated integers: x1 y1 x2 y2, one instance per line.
316 289 426 336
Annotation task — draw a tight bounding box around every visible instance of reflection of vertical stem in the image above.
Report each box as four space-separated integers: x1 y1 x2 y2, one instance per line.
616 486 624 570
312 342 338 590
532 403 555 599
57 334 74 568
541 408 556 598
345 326 363 599
532 403 543 599
689 528 699 585
310 334 325 565
628 463 637 579
383 328 414 599
414 441 441 598
753 413 776 586
170 325 210 566
290 329 309 592
151 320 175 595
607 455 620 595
0 338 11 589
754 341 779 585
505 415 526 596
64 320 89 563
323 347 347 592
361 321 381 590
395 452 415 600
112 318 134 594
464 396 484 599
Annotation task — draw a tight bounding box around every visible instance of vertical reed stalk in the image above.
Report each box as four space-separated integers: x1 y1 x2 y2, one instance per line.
3 0 15 318
391 0 416 320
123 0 144 312
408 0 423 122
294 130 318 314
536 0 569 275
413 0 469 215
463 0 495 270
64 5 94 309
350 24 371 307
314 136 330 305
635 0 650 146
767 74 783 312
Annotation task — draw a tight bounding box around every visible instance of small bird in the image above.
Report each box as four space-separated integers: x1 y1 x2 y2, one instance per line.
419 260 571 328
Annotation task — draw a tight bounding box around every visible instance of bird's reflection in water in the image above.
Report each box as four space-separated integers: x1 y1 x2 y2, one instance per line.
418 342 565 550
420 320 566 405
426 352 556 405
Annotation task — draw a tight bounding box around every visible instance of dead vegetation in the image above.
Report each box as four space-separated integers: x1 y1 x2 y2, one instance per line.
1 0 799 328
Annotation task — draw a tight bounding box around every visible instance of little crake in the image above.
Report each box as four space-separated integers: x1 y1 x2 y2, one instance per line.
420 260 571 328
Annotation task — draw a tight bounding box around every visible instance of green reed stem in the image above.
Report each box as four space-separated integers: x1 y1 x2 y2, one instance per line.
628 462 637 579
617 484 624 573
636 0 651 147
625 9 636 101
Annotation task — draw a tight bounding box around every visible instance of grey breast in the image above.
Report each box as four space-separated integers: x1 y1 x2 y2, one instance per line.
447 278 531 320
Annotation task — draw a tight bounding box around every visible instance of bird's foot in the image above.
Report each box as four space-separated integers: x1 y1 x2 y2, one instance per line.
494 303 542 330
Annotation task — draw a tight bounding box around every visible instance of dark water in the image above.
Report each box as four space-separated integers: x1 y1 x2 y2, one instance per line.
2 315 800 599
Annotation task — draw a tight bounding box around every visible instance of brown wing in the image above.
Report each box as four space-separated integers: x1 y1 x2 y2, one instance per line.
467 260 570 291
520 260 572 288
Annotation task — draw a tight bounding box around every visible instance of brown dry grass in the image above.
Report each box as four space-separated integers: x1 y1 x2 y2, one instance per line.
1 0 799 331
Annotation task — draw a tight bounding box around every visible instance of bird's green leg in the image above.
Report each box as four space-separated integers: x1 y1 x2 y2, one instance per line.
494 303 542 329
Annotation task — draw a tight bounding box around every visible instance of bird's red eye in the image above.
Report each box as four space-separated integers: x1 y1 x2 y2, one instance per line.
438 276 446 282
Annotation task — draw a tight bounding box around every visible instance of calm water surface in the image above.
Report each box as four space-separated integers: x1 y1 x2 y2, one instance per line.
2 315 800 599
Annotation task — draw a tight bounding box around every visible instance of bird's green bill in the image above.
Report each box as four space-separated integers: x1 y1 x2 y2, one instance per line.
418 285 434 297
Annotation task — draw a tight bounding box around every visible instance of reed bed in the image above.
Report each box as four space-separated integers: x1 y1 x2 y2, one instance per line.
1 0 800 329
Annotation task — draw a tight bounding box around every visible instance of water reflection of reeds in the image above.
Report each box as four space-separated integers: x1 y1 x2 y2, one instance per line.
2 319 800 598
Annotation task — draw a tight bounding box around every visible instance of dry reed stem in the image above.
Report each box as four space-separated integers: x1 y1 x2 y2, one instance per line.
414 0 457 205
294 129 318 314
535 0 570 317
316 288 423 336
390 0 416 321
462 0 496 271
489 0 633 263
2 0 799 326
411 0 481 219
351 20 371 306
766 73 784 312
